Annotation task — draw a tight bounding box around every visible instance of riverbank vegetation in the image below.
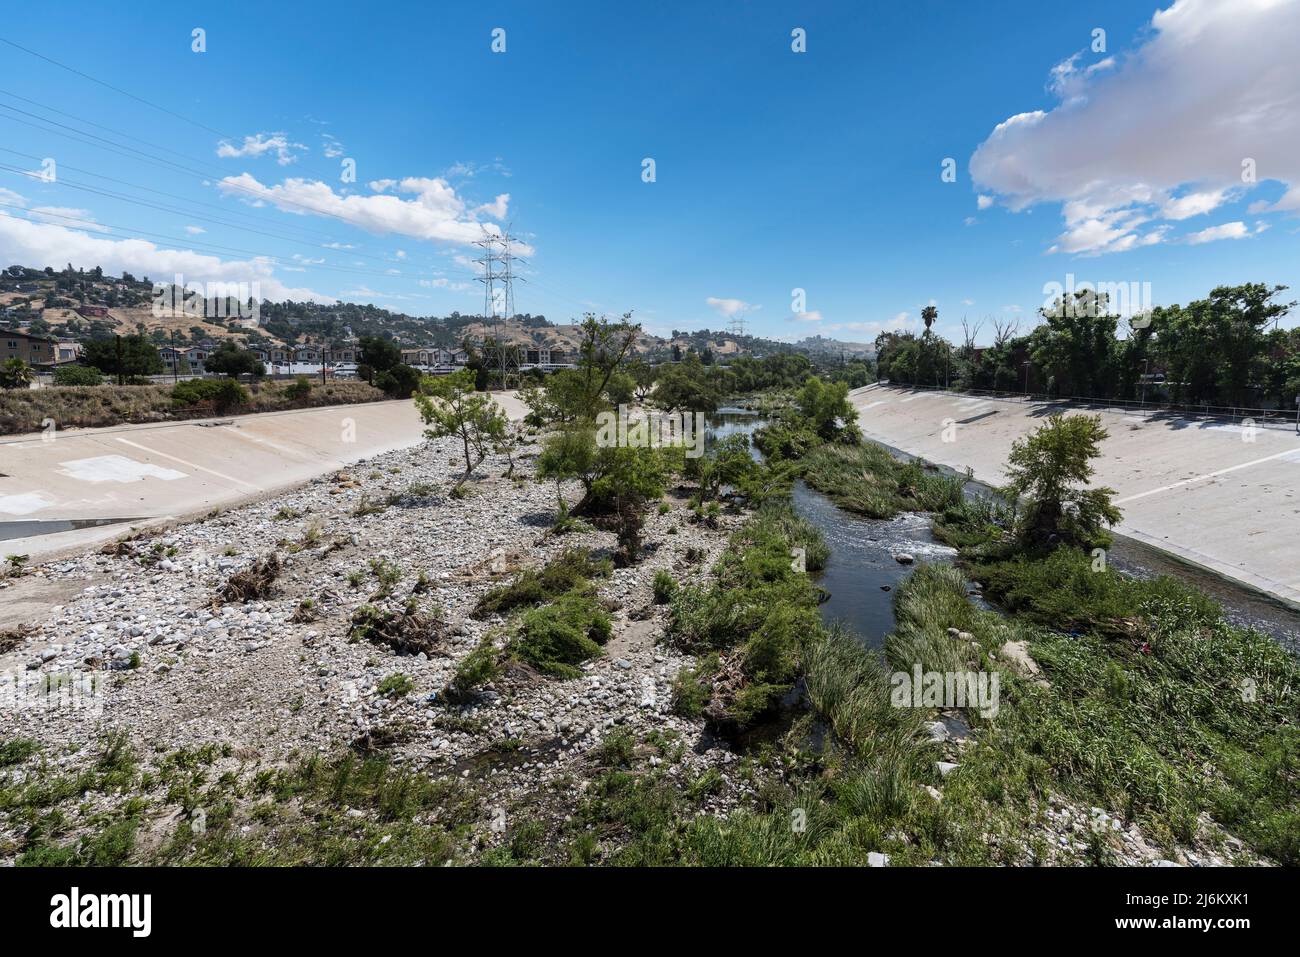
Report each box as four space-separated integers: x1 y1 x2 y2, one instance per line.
876 282 1298 410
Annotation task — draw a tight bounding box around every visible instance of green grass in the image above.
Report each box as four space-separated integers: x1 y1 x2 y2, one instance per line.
801 443 965 519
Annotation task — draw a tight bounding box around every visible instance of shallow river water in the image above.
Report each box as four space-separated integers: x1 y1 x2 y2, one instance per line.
709 409 1300 653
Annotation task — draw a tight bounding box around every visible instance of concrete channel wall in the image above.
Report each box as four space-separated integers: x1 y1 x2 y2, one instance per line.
0 394 527 560
848 383 1300 609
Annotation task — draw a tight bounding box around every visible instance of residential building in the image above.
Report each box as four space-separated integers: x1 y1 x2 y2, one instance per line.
2 329 57 367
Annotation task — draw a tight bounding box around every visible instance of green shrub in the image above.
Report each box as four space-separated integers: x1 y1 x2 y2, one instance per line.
448 638 502 699
474 548 612 617
652 569 677 604
670 664 711 718
511 592 612 677
52 365 102 386
284 375 312 401
377 673 413 698
171 378 249 414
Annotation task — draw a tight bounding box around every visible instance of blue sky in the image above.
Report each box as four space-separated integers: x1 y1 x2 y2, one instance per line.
1 0 1297 344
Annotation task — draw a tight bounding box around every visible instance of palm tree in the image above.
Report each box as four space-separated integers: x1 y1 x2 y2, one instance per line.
0 358 35 390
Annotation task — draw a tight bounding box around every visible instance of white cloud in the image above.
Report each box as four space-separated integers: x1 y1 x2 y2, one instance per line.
1161 188 1230 220
473 193 510 220
321 133 344 159
27 206 108 233
0 210 332 303
976 195 994 210
970 0 1300 255
1184 220 1251 244
789 310 823 322
184 225 206 235
419 277 472 291
0 187 26 207
705 297 758 319
218 174 533 252
216 132 306 166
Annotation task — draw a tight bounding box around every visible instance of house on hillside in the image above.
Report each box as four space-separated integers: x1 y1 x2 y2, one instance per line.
3 329 57 367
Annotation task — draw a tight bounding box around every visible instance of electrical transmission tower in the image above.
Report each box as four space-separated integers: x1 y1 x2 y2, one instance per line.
474 226 525 389
728 314 747 338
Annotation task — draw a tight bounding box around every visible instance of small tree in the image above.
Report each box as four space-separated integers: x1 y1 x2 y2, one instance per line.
414 370 508 490
205 341 265 379
1005 413 1121 549
796 376 858 440
81 334 163 383
0 358 34 390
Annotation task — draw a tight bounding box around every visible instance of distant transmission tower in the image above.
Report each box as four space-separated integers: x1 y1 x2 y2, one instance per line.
474 225 526 389
728 314 747 338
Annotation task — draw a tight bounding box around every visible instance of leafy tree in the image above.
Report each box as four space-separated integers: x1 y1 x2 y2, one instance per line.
374 363 420 398
1029 290 1120 397
796 376 858 440
81 335 163 383
627 358 657 401
414 369 509 489
1005 413 1121 549
204 341 265 379
358 335 402 373
651 355 721 413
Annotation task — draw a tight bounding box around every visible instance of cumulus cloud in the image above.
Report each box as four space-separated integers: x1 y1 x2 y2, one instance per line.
473 193 510 220
216 132 306 166
705 297 758 319
789 310 823 322
218 174 532 252
1184 221 1251 244
0 210 333 303
970 0 1300 255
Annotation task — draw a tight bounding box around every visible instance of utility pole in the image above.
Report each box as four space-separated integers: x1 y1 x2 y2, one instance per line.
475 226 525 390
170 329 178 384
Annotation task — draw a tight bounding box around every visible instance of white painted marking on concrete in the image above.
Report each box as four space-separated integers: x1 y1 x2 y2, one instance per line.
57 454 185 483
857 400 889 412
113 438 261 491
0 491 52 515
1116 447 1300 504
900 393 926 403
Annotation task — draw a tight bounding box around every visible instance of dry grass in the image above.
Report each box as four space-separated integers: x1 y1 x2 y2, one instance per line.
0 380 385 434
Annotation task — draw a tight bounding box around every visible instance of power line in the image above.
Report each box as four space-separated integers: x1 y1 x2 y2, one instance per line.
0 41 602 323
0 36 234 139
